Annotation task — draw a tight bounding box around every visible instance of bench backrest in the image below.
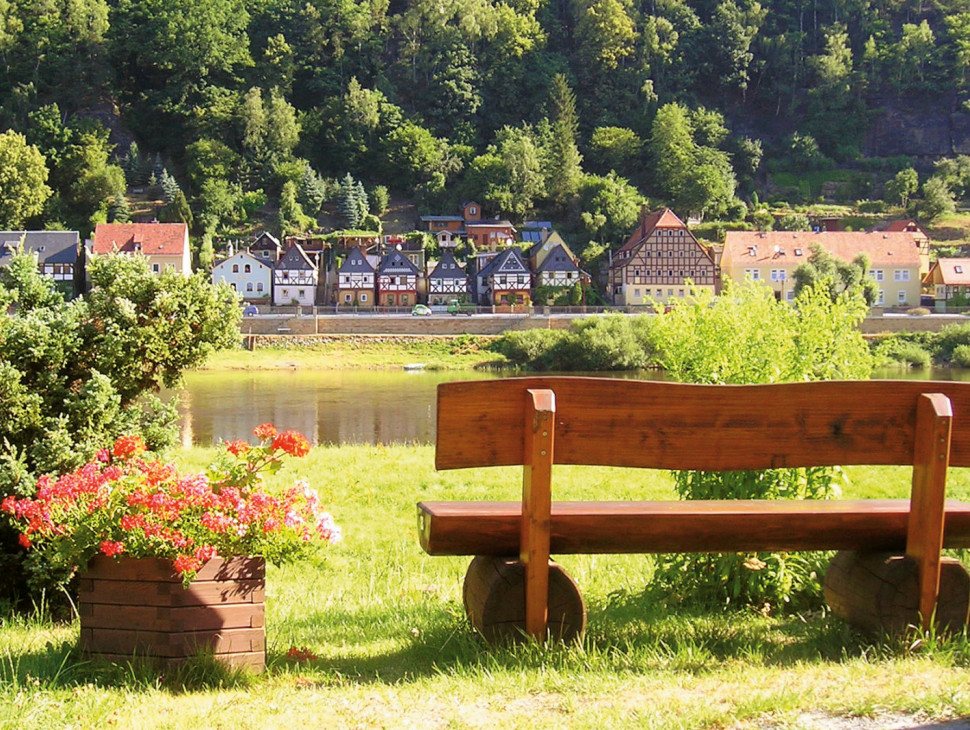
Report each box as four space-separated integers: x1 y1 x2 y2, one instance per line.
436 378 970 471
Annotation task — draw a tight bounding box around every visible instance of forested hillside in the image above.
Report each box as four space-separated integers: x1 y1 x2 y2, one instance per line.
3 0 970 256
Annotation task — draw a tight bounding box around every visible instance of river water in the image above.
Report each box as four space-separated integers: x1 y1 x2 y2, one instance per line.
175 367 970 447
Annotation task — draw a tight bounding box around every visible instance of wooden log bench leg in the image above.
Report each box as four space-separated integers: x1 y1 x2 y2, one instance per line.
462 556 587 643
824 551 970 635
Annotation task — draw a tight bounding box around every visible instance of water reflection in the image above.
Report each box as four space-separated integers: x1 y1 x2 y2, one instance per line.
176 367 967 446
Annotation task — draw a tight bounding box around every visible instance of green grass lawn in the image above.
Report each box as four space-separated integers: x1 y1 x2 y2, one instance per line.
204 336 505 371
2 445 970 728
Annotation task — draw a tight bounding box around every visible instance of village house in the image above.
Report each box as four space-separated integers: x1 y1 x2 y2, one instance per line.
335 247 377 308
884 219 930 275
250 231 282 265
211 249 272 304
476 246 531 306
90 222 191 276
721 230 922 306
925 258 970 307
609 208 717 306
377 249 419 307
419 201 515 251
534 243 584 297
273 242 318 306
427 248 468 305
0 230 84 298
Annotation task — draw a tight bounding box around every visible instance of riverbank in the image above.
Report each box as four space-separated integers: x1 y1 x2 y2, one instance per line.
204 334 505 371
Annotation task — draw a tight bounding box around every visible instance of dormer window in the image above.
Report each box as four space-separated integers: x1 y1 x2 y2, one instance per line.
957 266 964 274
794 248 803 256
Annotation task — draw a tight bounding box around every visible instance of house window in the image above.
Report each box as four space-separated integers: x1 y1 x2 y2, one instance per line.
770 269 787 281
298 289 306 300
344 293 352 303
634 289 640 297
956 265 964 274
877 289 885 305
360 293 368 303
257 283 264 292
870 269 884 281
230 283 236 290
281 289 289 299
786 290 795 302
232 264 239 273
244 264 251 273
678 289 685 297
261 251 269 258
152 263 160 273
744 269 761 280
246 282 253 292
894 270 910 281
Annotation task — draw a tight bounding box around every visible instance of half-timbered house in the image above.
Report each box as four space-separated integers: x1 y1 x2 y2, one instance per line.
534 243 583 296
608 208 717 305
476 247 531 306
428 249 468 305
377 249 419 307
273 243 318 306
336 247 376 307
0 230 84 298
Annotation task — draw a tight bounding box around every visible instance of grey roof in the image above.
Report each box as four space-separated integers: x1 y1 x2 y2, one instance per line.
252 231 280 248
429 250 465 280
275 244 316 271
379 250 419 275
420 215 464 222
535 244 580 274
0 231 80 267
478 247 529 278
339 247 374 274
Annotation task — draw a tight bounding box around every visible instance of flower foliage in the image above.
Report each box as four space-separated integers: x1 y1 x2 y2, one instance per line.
2 425 340 585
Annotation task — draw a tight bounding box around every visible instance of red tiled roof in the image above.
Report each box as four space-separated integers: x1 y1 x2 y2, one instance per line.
931 258 970 286
92 223 188 256
721 230 921 269
885 219 925 234
616 208 687 255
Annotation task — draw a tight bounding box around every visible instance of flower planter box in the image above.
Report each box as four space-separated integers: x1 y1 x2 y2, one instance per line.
78 556 266 671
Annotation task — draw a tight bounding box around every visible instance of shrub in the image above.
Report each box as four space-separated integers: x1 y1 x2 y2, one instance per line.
491 329 568 371
872 339 932 368
933 322 970 363
907 307 931 316
952 344 970 368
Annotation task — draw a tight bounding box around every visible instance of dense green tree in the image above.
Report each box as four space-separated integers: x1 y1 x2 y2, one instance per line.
919 177 956 222
577 172 645 245
792 242 878 305
544 74 583 208
885 168 919 206
0 131 51 228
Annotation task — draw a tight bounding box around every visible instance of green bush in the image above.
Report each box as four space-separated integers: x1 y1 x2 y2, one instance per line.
872 339 932 368
491 329 568 371
932 323 970 363
952 344 970 368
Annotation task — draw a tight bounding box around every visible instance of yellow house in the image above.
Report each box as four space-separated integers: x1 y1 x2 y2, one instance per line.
91 222 192 276
721 230 922 306
925 258 970 304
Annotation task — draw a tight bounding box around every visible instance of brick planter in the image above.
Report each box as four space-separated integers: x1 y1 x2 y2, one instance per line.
78 556 266 671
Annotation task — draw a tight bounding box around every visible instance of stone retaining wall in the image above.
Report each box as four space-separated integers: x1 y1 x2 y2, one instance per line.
236 312 968 342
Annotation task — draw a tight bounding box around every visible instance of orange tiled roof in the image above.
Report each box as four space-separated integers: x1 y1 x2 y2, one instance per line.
931 258 970 286
616 208 688 255
92 223 188 256
721 230 921 269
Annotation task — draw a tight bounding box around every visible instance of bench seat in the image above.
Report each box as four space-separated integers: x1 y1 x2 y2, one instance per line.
419 499 970 556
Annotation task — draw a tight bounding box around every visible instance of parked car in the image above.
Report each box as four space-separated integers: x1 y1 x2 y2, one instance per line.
411 304 432 316
446 299 474 316
243 304 259 316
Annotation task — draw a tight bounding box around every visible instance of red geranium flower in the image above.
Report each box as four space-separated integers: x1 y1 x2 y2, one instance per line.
272 430 310 458
112 435 146 460
253 423 278 440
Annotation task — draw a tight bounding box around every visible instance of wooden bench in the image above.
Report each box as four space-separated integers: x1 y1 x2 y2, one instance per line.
417 377 970 642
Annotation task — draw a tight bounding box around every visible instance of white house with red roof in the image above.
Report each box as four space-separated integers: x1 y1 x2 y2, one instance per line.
721 230 922 306
90 222 191 276
608 208 717 305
